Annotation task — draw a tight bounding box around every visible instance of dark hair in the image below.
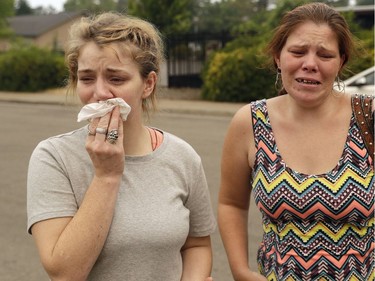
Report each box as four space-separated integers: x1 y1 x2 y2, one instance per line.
266 2 355 94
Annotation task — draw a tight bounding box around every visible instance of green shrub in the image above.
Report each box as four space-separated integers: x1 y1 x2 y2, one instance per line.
201 47 275 102
0 46 67 92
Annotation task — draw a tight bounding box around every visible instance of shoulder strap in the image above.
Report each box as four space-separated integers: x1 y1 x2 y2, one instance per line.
147 127 163 151
351 94 374 163
250 100 269 147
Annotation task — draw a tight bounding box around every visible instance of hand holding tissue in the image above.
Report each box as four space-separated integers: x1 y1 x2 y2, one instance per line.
77 98 131 122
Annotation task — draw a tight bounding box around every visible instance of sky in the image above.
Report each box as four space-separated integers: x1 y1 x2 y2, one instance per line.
27 0 65 12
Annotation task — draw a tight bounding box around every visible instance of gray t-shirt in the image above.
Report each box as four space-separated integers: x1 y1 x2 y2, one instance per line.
27 126 216 280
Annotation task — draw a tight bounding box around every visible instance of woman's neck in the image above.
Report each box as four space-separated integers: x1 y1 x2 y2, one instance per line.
122 123 152 156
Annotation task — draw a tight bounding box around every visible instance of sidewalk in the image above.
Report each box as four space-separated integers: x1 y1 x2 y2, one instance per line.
0 87 246 117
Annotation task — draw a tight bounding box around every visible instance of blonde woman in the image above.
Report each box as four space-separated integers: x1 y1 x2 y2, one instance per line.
27 12 216 281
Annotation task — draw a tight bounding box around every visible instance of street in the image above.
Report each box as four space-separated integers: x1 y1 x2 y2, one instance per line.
0 101 262 281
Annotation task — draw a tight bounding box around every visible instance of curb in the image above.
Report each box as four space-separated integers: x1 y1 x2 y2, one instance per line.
0 91 245 117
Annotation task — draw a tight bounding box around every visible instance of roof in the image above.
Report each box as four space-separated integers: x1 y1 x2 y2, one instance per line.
7 11 84 38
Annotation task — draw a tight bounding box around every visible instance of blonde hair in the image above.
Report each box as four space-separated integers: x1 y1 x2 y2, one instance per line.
65 12 165 113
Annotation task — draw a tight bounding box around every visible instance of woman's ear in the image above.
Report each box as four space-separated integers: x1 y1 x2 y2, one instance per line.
142 71 157 99
274 56 280 69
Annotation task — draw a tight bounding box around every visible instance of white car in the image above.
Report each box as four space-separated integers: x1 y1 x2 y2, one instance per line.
343 66 374 96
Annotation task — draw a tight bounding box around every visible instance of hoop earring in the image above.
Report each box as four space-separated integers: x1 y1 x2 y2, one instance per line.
275 68 282 91
334 75 345 93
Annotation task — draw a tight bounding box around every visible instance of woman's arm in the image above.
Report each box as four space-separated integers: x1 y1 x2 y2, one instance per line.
180 235 212 281
32 177 120 280
31 108 124 281
218 105 267 281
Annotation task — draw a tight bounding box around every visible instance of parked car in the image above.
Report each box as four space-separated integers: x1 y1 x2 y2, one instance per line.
343 66 374 96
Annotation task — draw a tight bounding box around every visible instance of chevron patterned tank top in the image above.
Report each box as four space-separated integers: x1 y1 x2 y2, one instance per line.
251 99 374 281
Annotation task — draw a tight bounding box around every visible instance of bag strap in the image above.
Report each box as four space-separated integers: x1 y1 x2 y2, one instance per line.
351 94 374 163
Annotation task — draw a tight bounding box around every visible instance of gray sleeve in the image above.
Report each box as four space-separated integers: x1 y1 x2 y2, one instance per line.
27 140 77 234
185 161 217 237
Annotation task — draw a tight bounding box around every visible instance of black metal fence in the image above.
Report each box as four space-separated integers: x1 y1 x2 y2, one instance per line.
166 32 233 88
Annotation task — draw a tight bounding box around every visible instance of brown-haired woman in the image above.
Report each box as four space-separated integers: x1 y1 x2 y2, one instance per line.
218 2 374 280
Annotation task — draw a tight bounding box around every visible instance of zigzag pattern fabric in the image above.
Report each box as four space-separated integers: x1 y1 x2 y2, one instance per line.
251 99 374 281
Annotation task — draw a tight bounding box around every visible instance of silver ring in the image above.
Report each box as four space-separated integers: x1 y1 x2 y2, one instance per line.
87 125 95 136
107 129 119 144
108 138 117 144
95 127 107 134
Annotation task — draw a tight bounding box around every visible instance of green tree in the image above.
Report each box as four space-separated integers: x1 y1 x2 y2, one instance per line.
64 0 118 13
15 0 33 15
128 0 192 35
33 5 58 15
192 0 259 34
0 0 14 38
117 0 128 11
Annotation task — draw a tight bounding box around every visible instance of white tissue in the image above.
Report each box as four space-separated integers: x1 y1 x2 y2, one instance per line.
77 98 131 122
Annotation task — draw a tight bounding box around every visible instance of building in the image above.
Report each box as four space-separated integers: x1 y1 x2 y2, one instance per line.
1 11 85 52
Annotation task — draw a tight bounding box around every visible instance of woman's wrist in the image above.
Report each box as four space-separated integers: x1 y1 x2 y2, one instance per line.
92 175 122 188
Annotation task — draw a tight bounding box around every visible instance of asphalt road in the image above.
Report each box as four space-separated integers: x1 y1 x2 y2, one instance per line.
0 101 262 281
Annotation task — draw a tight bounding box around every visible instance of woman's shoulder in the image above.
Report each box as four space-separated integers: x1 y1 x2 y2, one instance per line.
237 97 275 116
161 131 201 160
33 126 87 155
163 131 196 149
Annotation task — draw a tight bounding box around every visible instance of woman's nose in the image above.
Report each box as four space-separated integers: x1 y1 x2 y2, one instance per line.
302 54 318 72
94 78 113 101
